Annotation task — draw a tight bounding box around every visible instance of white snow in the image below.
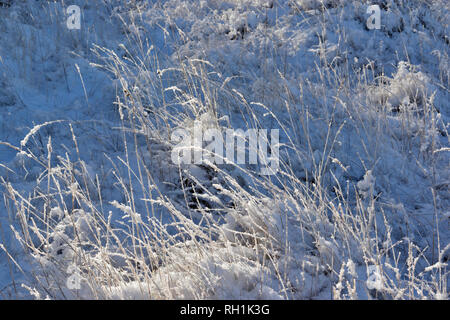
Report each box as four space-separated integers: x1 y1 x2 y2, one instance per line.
0 0 448 300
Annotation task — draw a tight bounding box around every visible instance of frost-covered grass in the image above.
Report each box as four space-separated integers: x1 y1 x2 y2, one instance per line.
0 0 448 299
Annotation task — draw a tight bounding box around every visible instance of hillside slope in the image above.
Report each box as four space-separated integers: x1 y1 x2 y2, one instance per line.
0 0 448 299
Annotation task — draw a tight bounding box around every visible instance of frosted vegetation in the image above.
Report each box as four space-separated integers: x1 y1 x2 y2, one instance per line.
0 0 448 299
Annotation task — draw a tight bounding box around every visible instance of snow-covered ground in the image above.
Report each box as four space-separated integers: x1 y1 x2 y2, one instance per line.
0 0 448 299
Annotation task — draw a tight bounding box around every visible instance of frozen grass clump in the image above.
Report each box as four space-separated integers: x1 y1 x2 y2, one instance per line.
0 0 448 300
